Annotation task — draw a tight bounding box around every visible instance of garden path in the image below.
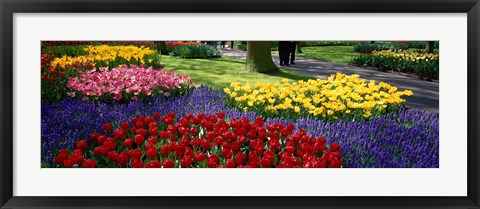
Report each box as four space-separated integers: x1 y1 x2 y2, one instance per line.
221 48 439 112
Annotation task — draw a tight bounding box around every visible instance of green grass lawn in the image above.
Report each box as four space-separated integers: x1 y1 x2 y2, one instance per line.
161 55 315 90
296 46 358 64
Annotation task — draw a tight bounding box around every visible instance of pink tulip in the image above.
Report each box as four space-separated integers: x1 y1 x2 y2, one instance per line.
67 65 192 101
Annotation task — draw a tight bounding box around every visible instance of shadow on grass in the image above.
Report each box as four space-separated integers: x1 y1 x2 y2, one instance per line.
264 68 316 81
210 57 246 65
161 55 316 89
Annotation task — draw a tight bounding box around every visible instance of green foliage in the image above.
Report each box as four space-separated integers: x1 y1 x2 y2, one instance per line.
302 41 363 46
406 41 427 49
270 41 279 51
351 53 439 80
170 45 222 58
264 41 360 51
92 53 161 69
41 65 86 103
41 45 90 57
353 42 409 53
408 41 440 49
236 41 287 51
236 41 247 51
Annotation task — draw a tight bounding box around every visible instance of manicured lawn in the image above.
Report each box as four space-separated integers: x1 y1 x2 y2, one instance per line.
161 55 315 89
296 46 358 64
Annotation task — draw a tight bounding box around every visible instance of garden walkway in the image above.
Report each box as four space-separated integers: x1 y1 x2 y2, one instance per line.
221 49 439 112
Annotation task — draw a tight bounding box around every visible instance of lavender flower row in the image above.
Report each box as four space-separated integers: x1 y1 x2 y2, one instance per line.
260 109 439 168
42 86 439 168
41 86 226 165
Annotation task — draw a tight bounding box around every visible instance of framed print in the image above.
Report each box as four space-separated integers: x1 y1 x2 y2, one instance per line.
1 0 479 208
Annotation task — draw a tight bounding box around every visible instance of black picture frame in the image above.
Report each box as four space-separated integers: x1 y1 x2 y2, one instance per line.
1 0 479 208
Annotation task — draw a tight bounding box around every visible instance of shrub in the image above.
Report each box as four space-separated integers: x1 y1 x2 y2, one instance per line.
170 44 222 58
353 42 409 54
236 41 247 50
351 49 439 79
224 73 413 122
407 41 427 49
397 41 439 50
270 41 281 51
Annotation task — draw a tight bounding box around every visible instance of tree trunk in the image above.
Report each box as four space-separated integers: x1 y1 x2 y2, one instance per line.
426 41 435 53
245 41 279 73
155 41 169 55
296 41 303 53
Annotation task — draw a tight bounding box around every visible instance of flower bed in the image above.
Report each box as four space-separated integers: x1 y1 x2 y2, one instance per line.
351 49 439 80
41 44 162 103
41 52 59 83
42 41 158 58
53 112 343 168
42 86 438 168
224 73 413 122
50 45 161 69
66 64 193 102
41 52 95 102
42 41 97 47
42 41 157 48
42 86 227 165
277 108 439 168
166 41 202 48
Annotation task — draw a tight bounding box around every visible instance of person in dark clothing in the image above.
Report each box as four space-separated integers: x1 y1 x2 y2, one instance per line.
289 41 297 64
278 41 291 66
230 41 235 49
221 41 226 48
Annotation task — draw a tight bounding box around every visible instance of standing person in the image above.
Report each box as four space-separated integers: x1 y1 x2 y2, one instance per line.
230 41 235 49
278 41 291 66
221 41 226 49
289 41 297 64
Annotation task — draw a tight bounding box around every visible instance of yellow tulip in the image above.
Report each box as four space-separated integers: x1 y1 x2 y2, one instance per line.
225 73 413 120
294 106 301 113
